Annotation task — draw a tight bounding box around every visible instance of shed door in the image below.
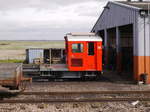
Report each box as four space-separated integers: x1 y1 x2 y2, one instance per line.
86 42 96 70
69 42 85 71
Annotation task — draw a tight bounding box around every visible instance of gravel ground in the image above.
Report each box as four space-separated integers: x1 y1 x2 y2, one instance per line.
22 71 150 92
24 81 150 92
0 102 150 112
1 81 150 112
1 71 150 112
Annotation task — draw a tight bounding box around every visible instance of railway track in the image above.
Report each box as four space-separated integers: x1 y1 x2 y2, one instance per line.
14 90 150 95
1 90 150 103
1 98 150 103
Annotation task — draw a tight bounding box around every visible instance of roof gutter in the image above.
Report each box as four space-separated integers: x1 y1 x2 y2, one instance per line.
110 1 141 10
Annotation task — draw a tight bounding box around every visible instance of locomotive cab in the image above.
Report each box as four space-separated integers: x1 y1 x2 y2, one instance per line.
65 33 102 74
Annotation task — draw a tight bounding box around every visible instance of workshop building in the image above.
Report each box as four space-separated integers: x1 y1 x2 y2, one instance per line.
91 1 150 83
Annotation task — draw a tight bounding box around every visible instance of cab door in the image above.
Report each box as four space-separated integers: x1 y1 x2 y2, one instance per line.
86 42 96 70
68 41 86 71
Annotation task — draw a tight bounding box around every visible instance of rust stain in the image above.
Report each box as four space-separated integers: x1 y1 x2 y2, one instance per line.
134 56 150 83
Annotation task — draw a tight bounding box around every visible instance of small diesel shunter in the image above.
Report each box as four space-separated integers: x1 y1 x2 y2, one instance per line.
38 33 102 79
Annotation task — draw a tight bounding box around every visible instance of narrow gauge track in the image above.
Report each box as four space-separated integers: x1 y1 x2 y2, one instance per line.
14 90 150 95
1 90 150 103
1 98 150 103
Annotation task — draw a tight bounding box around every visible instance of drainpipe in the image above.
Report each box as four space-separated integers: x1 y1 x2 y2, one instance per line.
139 10 148 84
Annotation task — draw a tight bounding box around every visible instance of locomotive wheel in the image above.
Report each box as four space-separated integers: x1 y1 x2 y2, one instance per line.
95 75 100 81
95 72 101 81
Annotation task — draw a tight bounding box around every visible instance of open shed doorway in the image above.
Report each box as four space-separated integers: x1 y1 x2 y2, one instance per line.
98 28 117 71
97 30 105 65
119 24 133 78
107 28 117 71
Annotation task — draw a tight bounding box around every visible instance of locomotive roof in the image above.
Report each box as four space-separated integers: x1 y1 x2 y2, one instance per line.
66 34 102 42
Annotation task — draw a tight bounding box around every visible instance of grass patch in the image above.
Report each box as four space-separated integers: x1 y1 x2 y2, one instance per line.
0 40 65 50
0 59 24 63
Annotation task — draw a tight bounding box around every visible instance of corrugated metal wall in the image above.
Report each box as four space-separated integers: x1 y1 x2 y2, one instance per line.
92 2 138 32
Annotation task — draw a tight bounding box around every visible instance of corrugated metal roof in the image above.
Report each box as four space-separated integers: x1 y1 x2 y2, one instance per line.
117 1 150 10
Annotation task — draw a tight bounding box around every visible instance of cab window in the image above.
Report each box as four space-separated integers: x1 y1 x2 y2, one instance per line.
88 42 94 55
72 43 83 53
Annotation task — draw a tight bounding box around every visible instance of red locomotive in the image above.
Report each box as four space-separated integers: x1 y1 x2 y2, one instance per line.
65 33 102 72
24 33 103 79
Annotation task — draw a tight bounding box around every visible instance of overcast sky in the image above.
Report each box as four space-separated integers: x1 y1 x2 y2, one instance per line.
0 0 134 40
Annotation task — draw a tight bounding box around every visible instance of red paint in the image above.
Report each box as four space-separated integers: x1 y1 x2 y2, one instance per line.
65 37 102 72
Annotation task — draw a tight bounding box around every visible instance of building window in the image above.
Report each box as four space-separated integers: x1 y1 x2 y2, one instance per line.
88 42 94 55
72 43 83 53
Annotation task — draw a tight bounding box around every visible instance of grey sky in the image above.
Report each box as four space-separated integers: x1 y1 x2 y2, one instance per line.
0 0 127 40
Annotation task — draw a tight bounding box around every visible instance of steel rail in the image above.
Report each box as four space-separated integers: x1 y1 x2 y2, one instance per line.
12 90 150 95
1 97 150 103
